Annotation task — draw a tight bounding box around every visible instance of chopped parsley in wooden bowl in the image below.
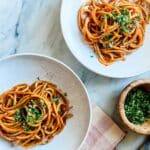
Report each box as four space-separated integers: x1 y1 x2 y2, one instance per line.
118 80 150 135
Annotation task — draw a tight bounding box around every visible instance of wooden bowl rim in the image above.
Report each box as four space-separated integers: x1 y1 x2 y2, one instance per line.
118 80 150 135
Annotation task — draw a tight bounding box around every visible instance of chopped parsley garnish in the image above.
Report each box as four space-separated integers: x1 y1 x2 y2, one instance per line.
100 7 139 50
39 99 46 108
121 25 129 33
14 100 43 131
26 107 42 123
134 16 141 21
37 76 40 80
22 122 34 131
15 109 22 122
114 8 130 33
102 14 111 19
103 34 113 41
121 7 129 16
125 88 150 125
64 92 68 96
111 7 137 33
52 97 60 102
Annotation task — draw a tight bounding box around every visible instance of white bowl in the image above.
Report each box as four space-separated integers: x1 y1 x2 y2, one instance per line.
60 0 150 78
0 54 91 150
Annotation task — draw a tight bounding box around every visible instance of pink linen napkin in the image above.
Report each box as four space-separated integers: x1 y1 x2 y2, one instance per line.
81 104 125 150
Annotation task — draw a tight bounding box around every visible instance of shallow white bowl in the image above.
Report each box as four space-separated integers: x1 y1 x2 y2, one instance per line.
60 0 150 78
0 54 91 150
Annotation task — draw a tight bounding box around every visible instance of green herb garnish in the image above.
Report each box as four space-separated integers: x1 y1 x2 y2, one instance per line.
27 107 42 123
112 7 136 33
125 88 150 125
103 34 113 41
22 122 34 131
37 76 40 80
52 97 60 102
102 14 111 19
64 92 68 96
15 109 22 122
121 7 129 16
14 100 43 131
134 16 141 21
121 25 129 33
39 99 46 108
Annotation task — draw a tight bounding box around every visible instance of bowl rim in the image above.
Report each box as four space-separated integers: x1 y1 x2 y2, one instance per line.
118 80 150 135
0 53 92 149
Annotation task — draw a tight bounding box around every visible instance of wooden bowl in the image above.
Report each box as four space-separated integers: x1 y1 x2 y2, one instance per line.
118 80 150 135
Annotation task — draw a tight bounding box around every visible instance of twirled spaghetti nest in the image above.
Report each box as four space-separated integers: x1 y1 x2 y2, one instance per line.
78 0 150 65
0 80 73 148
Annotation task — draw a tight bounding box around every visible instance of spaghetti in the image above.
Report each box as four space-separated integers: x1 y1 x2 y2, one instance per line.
0 80 73 148
78 0 150 65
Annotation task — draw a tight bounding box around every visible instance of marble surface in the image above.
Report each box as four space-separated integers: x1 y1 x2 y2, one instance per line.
0 0 149 149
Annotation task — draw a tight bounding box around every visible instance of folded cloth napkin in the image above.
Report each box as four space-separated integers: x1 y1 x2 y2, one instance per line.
80 104 125 150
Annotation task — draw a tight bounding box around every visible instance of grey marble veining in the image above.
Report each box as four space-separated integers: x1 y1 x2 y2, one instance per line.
0 0 22 56
0 0 149 149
